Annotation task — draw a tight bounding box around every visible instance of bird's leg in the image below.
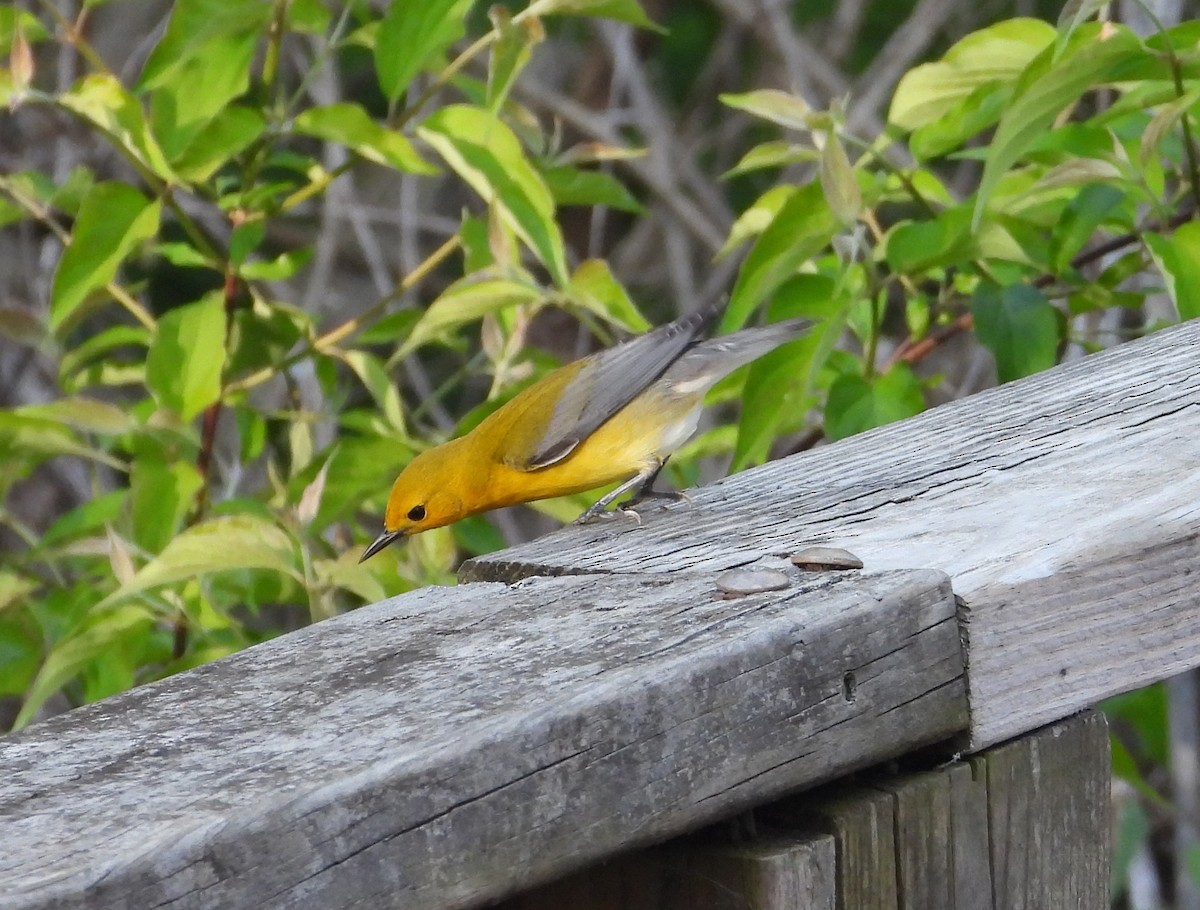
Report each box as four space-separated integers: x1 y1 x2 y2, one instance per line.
622 457 690 509
574 465 659 524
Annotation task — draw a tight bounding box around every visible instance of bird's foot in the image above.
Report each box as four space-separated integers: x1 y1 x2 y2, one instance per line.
623 488 692 510
574 504 644 526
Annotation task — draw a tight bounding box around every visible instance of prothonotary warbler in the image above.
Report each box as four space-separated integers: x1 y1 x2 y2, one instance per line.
360 305 810 561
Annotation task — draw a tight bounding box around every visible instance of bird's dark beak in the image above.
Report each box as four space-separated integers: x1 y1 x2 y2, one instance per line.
359 528 405 563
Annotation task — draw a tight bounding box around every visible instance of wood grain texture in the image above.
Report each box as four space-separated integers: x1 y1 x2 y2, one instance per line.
500 835 837 910
785 785 898 910
869 763 993 910
462 320 1200 747
755 711 1106 909
984 711 1111 910
0 569 964 910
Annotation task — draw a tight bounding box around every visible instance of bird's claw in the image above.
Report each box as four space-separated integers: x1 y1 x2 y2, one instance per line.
574 506 643 526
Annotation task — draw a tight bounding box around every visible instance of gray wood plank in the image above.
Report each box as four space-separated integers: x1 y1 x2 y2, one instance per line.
948 761 993 910
877 771 955 909
776 785 899 910
866 762 993 910
984 711 1111 910
499 834 836 910
747 713 1103 909
0 568 964 910
462 320 1200 748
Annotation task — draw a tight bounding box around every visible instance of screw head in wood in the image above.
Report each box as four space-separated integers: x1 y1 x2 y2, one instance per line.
789 546 864 571
715 567 791 596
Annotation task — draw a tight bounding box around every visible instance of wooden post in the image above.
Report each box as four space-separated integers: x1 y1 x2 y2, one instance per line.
501 837 837 910
500 712 1110 910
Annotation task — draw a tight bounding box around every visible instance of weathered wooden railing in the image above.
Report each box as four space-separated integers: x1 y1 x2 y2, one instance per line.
3 320 1199 909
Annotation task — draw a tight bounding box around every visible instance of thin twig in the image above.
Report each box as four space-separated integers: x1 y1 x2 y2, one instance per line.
225 234 461 394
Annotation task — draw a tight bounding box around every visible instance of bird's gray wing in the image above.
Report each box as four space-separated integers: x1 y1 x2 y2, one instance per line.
524 304 721 469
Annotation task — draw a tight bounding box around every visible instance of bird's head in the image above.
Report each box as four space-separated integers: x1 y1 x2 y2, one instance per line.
360 446 467 562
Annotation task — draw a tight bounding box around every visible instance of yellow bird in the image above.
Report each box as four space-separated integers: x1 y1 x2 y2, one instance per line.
360 305 810 561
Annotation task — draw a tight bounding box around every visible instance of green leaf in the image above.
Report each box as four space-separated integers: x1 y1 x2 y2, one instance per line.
288 0 331 33
50 182 161 333
58 325 151 389
1146 223 1200 321
0 8 48 48
41 490 126 549
398 275 543 356
376 0 473 104
357 309 422 346
889 19 1055 131
92 514 301 613
130 458 204 553
718 185 796 259
0 410 124 470
170 106 265 182
58 74 175 179
227 299 309 376
487 7 541 112
732 333 815 470
1031 157 1125 192
314 554 387 605
140 0 267 158
295 435 416 529
0 194 23 231
294 103 435 174
17 396 137 436
145 294 227 420
885 205 975 274
239 247 313 281
720 89 813 131
724 182 838 332
14 605 156 730
1048 183 1125 273
542 165 644 212
0 614 40 697
339 350 406 432
825 364 925 441
974 24 1154 229
49 169 97 218
1140 85 1200 167
723 141 816 179
419 105 569 286
818 133 861 225
971 283 1061 382
565 259 650 332
535 0 663 31
909 81 1012 161
731 278 846 470
235 407 266 463
1057 0 1108 32
0 570 38 613
158 242 214 270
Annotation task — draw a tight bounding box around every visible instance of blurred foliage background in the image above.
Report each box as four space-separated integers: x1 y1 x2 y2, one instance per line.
2 0 1199 905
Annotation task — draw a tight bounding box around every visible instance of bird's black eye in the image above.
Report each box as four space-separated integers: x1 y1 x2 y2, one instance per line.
407 505 426 522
